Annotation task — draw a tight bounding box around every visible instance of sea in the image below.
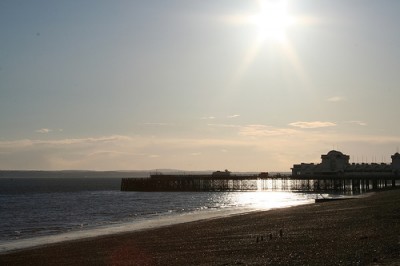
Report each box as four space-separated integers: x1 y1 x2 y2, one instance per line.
0 173 319 253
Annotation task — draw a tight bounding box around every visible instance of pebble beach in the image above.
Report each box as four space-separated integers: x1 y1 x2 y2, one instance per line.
1 189 399 265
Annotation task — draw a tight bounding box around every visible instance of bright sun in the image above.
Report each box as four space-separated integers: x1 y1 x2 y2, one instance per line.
224 0 307 87
249 0 295 43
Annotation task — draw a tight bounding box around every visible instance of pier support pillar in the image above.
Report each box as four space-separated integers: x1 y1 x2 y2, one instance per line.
372 180 378 190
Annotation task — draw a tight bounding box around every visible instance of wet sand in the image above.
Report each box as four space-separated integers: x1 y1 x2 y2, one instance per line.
1 189 399 265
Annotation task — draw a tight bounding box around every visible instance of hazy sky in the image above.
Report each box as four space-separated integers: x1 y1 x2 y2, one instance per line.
1 0 400 171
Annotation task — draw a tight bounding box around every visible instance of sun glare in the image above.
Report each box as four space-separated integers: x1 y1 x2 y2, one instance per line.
250 0 295 43
225 0 306 88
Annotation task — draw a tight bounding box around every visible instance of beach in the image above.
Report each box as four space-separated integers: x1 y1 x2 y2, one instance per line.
1 189 399 265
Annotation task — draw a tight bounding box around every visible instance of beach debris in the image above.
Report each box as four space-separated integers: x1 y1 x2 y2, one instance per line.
255 235 266 243
254 231 285 243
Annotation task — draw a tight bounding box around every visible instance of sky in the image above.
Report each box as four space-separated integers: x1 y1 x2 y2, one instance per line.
1 0 400 171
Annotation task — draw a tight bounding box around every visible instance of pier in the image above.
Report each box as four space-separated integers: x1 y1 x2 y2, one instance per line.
121 174 400 193
121 150 400 192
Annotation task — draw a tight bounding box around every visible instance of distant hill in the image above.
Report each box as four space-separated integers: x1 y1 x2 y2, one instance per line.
0 170 291 178
0 170 151 178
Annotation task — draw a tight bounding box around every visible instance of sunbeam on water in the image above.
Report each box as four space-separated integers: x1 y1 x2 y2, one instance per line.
234 191 314 209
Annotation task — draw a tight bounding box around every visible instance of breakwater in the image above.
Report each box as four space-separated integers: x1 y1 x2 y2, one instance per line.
121 174 400 193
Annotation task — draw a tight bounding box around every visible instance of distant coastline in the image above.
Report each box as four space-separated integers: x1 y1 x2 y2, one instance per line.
0 170 291 179
0 170 151 179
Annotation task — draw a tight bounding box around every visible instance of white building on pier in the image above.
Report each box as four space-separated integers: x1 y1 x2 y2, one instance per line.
292 150 400 177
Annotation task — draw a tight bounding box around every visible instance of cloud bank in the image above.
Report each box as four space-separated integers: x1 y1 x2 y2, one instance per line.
1 125 399 171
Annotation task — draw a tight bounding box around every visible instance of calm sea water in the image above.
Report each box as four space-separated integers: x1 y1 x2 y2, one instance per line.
0 177 317 252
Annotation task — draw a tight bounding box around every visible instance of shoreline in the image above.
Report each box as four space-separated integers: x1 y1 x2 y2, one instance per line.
1 189 399 265
0 207 261 254
0 193 316 254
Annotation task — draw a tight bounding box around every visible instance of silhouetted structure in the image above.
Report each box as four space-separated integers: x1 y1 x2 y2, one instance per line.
121 151 400 192
291 150 400 177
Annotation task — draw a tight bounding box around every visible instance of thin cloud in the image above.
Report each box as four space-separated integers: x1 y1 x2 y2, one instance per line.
327 96 345 102
144 122 173 126
289 121 336 129
208 123 299 137
207 123 240 128
239 125 298 137
346 120 367 126
35 128 52 134
87 150 131 157
201 116 216 120
227 114 240 119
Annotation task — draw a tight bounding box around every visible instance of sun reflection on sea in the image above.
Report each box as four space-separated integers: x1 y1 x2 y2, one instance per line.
213 191 315 211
